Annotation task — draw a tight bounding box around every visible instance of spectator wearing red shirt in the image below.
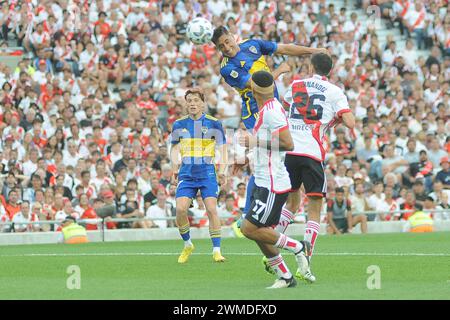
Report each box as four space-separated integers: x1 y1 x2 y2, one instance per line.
332 127 356 164
95 12 111 37
5 189 21 220
74 193 98 231
219 194 242 226
397 191 416 221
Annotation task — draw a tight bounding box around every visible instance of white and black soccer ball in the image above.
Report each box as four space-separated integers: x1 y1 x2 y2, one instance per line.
186 17 213 45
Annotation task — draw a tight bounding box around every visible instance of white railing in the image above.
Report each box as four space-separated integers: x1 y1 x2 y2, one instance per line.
1 209 448 230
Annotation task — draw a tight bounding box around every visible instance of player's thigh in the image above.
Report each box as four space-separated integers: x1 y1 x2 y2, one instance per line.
176 180 198 210
301 157 326 198
245 186 288 228
285 154 304 191
199 178 219 200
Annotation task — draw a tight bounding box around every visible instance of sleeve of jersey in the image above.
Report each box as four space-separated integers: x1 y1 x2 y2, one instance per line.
170 121 181 145
214 120 226 146
334 89 352 117
268 104 289 136
255 39 278 56
220 65 250 90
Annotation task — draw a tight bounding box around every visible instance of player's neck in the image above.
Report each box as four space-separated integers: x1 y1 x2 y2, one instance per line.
256 96 274 109
189 112 204 120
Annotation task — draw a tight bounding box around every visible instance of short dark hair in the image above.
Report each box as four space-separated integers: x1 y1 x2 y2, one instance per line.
335 187 345 194
311 53 333 76
251 70 274 87
212 26 230 46
225 194 235 201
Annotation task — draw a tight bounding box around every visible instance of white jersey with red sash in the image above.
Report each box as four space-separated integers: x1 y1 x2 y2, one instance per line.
283 75 351 162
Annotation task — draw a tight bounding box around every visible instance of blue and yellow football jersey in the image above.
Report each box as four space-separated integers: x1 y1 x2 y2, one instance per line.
220 39 279 129
171 113 226 181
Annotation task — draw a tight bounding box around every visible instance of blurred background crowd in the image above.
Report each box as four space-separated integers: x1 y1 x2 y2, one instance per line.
0 0 448 232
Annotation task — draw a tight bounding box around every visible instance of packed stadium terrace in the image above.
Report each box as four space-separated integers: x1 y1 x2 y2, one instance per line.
0 0 448 233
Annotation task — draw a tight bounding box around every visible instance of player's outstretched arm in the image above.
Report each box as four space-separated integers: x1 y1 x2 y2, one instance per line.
341 112 355 130
275 44 328 57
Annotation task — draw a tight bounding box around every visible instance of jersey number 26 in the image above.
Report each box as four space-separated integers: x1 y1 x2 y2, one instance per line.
290 83 325 121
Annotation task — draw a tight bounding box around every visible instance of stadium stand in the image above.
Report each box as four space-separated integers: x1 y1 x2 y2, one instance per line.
0 0 448 237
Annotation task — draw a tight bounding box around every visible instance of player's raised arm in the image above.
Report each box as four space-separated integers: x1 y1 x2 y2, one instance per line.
275 44 328 57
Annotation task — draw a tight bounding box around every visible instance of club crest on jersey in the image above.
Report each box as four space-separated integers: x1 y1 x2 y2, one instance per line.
230 70 239 78
201 126 208 134
249 46 257 54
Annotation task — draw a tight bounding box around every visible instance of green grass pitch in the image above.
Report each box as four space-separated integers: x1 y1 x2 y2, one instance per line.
0 232 449 300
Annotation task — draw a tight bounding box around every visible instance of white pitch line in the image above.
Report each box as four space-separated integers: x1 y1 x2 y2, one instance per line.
0 252 449 258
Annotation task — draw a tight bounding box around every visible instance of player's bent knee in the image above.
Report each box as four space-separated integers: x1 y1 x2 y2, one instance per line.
240 220 255 238
176 207 189 217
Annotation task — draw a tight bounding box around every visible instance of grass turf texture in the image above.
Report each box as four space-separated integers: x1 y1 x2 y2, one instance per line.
0 232 449 299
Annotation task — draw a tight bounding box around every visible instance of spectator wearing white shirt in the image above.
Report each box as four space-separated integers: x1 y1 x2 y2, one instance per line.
32 60 49 86
216 93 240 129
137 56 154 91
22 148 39 177
382 41 398 66
208 0 228 17
79 42 99 73
12 201 40 232
63 140 81 169
367 182 386 221
402 39 418 69
351 182 369 213
403 1 427 49
145 188 174 229
30 22 51 52
171 58 188 83
375 186 399 221
423 79 441 105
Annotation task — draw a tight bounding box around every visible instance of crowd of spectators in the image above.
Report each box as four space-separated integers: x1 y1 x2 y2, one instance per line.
0 0 448 233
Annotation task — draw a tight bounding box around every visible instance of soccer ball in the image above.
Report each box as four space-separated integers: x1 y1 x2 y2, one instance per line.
186 17 213 45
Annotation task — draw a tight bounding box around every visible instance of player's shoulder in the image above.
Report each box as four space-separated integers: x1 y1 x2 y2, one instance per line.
239 38 253 47
240 38 265 51
205 114 223 127
174 115 189 125
205 114 219 122
220 56 230 69
264 98 285 113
